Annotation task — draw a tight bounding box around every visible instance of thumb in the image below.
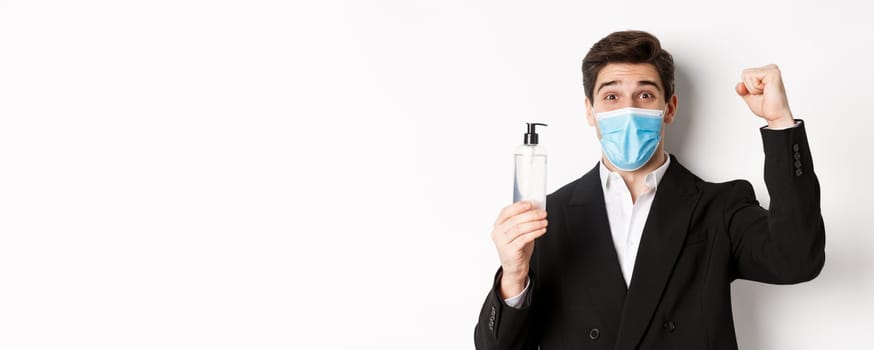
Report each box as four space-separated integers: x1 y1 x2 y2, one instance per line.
735 82 749 97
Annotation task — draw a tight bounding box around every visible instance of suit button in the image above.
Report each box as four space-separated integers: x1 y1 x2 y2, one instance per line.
588 328 600 340
795 160 802 168
795 169 803 176
793 144 800 152
794 152 801 160
664 321 677 332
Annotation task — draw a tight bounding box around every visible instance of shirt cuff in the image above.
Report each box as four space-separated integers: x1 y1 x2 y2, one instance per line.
503 277 531 309
765 120 802 130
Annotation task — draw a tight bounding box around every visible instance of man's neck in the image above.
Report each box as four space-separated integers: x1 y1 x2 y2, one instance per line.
602 148 668 203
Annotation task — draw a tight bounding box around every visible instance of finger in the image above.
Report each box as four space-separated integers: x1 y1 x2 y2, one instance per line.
743 75 764 95
763 69 786 95
495 201 532 226
504 219 548 244
495 210 545 242
502 208 547 230
742 69 765 94
735 82 748 97
509 228 548 248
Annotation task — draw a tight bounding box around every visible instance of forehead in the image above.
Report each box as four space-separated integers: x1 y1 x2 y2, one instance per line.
595 63 661 87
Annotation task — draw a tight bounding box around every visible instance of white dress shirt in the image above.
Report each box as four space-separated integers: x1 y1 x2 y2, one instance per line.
601 151 671 288
502 120 802 309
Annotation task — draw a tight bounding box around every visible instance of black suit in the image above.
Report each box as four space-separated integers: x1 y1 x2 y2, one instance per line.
475 121 825 350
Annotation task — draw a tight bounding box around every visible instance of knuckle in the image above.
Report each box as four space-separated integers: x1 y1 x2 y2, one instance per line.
521 222 534 232
513 202 526 211
521 212 534 222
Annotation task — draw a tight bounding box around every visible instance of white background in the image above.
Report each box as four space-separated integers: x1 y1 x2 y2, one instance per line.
1 0 872 349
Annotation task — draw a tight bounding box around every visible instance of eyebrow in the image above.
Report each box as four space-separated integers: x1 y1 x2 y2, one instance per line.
596 80 662 94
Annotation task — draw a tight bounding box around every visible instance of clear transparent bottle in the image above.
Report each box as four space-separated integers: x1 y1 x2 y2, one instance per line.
513 123 547 210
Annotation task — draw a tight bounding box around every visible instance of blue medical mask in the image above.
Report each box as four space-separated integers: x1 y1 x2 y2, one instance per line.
594 106 666 171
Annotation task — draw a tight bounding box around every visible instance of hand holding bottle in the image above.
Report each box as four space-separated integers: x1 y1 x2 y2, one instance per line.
490 201 548 299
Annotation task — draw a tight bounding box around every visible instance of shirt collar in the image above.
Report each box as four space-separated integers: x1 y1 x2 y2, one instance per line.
599 152 671 194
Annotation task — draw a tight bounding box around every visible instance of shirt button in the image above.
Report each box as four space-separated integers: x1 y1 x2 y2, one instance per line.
589 328 601 340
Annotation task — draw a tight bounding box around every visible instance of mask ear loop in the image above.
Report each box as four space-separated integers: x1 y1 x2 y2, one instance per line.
589 101 597 120
657 102 670 157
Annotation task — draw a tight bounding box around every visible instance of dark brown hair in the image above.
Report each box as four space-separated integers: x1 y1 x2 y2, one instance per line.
582 30 675 103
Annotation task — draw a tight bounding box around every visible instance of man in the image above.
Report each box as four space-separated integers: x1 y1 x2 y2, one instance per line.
474 30 825 350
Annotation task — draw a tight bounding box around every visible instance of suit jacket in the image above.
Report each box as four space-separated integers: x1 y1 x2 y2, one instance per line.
475 121 826 350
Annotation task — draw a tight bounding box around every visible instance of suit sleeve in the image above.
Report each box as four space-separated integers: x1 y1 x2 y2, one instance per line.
726 119 826 284
474 267 538 349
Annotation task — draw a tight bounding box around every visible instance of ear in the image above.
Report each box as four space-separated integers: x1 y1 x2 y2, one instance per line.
664 94 679 124
585 98 595 126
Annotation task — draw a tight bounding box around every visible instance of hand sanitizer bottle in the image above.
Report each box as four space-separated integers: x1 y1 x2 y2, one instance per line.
513 123 548 210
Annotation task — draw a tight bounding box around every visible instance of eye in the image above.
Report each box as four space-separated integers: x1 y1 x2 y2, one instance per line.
604 94 617 101
639 92 654 99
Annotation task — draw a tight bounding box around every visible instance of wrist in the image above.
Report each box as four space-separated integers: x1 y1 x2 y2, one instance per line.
767 116 795 129
501 265 528 282
499 269 528 299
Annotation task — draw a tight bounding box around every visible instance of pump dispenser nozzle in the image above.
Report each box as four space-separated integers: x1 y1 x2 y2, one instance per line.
524 123 548 145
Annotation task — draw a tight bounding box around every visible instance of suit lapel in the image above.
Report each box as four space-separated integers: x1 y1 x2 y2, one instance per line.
614 155 702 350
564 164 627 330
